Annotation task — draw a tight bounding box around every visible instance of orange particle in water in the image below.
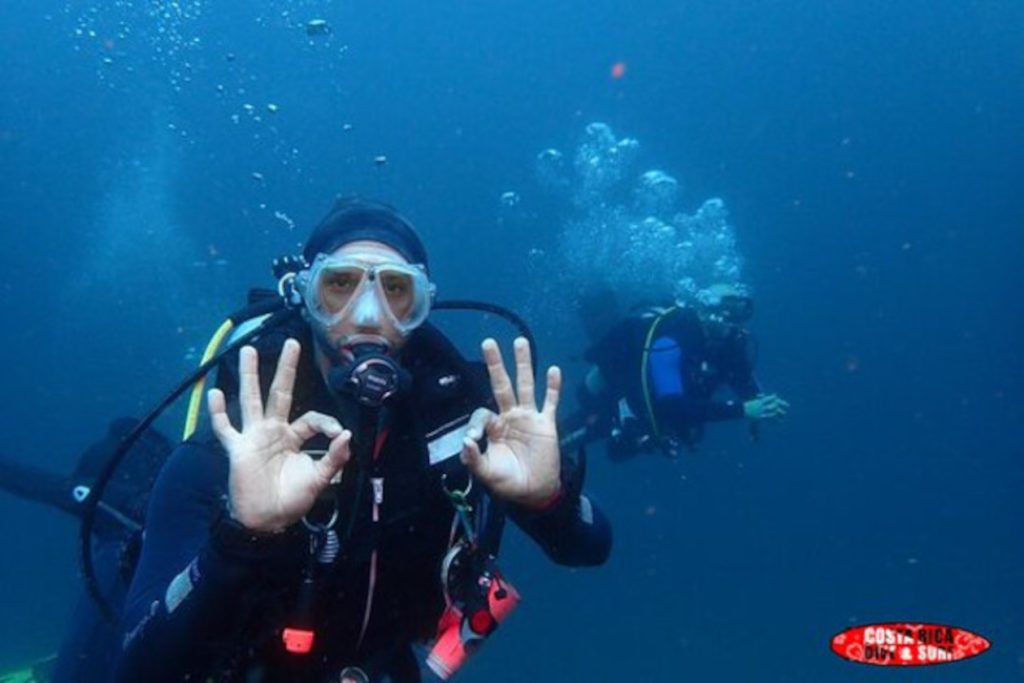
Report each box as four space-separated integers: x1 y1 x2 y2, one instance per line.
610 61 627 79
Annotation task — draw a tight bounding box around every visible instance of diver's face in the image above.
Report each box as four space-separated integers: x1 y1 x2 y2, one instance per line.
311 240 411 356
699 300 751 350
718 295 753 325
704 318 737 346
700 296 753 329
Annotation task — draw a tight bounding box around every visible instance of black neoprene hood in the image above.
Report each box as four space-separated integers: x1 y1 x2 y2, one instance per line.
303 197 429 273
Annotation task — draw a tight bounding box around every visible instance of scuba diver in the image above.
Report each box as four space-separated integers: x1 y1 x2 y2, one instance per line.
0 418 172 683
113 198 611 682
563 283 789 460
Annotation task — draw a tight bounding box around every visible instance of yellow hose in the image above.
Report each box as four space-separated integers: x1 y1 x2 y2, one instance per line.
639 307 677 440
182 319 235 440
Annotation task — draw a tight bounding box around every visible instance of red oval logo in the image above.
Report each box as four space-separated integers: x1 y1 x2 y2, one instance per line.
831 622 991 663
831 623 990 666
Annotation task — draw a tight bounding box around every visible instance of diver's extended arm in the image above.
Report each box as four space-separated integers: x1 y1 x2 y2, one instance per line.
510 480 612 566
0 456 79 516
678 395 747 423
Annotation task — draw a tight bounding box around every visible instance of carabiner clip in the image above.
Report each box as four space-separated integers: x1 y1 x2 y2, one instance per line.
442 474 477 546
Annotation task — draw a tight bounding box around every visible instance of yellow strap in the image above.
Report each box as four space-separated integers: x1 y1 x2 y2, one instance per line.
639 307 678 440
182 319 236 440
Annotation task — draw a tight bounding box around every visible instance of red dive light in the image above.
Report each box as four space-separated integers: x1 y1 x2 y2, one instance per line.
282 627 316 654
426 576 520 680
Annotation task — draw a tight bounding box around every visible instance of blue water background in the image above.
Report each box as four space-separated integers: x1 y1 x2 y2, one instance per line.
0 0 1021 680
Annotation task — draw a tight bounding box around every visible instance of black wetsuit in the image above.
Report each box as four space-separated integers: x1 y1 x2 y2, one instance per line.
115 320 611 683
571 305 761 457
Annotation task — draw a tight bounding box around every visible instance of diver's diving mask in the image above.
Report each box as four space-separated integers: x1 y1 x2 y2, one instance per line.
713 295 754 325
297 253 435 334
696 285 754 326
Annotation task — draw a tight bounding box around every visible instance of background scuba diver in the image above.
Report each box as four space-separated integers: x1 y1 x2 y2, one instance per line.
566 283 789 459
115 198 611 683
0 418 171 683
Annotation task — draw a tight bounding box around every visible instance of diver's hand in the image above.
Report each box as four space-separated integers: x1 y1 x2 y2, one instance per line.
743 393 790 421
461 337 562 510
207 339 352 534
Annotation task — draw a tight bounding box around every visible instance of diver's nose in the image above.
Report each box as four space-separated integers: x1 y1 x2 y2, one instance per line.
351 288 384 328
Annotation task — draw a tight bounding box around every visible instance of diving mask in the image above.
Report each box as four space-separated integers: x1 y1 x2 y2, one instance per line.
697 285 754 325
298 253 435 334
712 295 754 324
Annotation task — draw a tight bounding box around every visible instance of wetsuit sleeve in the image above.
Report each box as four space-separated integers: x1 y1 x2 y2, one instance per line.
114 441 281 682
725 350 762 401
673 395 746 423
508 452 611 567
0 457 78 516
685 337 762 422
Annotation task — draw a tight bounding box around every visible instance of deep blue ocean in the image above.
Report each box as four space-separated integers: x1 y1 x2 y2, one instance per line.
0 1 1021 681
